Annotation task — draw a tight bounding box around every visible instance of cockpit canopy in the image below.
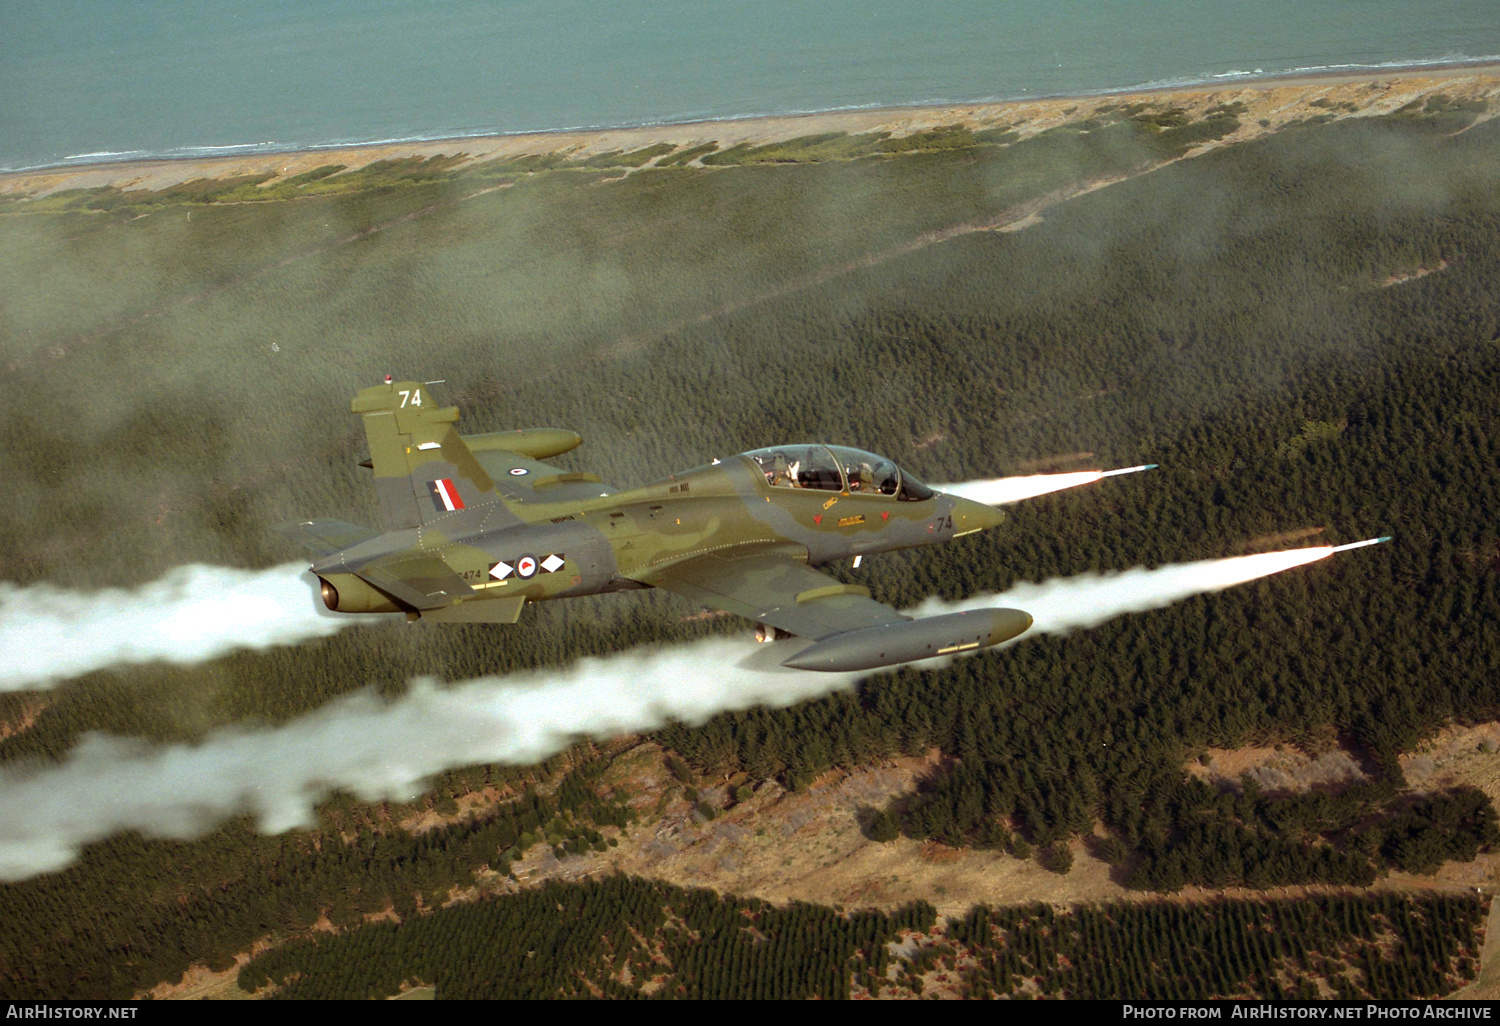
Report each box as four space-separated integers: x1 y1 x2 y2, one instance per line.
743 445 934 501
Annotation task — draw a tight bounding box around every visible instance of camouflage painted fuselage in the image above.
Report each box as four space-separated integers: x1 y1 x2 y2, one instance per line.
288 378 1021 669
311 452 999 610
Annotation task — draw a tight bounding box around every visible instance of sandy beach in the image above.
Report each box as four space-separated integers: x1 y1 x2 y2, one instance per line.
4 61 1499 198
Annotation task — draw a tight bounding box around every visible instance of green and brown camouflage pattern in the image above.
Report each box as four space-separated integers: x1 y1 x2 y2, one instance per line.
283 379 1011 666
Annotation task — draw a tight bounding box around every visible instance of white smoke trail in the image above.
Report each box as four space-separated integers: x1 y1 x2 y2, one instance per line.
0 468 1142 693
0 563 366 692
920 545 1339 632
0 639 853 880
0 542 1376 881
937 465 1156 505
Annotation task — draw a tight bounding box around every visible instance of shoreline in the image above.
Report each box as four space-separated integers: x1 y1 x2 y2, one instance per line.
5 59 1499 198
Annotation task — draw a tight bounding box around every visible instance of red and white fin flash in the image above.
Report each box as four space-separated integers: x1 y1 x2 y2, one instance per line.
429 478 465 512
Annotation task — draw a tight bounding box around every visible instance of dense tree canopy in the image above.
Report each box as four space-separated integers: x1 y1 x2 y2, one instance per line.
237 877 1482 1000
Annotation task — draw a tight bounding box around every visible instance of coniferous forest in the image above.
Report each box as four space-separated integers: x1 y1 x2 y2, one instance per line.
234 876 1483 1000
2 90 1500 996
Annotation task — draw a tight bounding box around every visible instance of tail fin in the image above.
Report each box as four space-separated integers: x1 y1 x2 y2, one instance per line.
351 378 514 529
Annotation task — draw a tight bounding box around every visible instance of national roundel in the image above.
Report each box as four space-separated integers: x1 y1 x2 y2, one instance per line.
517 555 538 578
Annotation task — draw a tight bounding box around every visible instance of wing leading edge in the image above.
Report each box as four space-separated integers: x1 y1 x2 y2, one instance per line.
469 450 615 507
642 546 1033 672
637 546 909 641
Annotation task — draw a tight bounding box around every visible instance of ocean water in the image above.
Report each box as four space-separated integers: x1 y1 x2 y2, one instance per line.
2 0 1498 171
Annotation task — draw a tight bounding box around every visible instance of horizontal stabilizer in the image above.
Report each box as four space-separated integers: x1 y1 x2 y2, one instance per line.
356 552 474 611
277 519 380 558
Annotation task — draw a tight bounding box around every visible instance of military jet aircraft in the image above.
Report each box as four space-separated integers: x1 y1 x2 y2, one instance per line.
284 378 1103 671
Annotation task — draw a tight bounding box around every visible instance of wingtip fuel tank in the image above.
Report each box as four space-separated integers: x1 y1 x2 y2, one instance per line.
781 608 1033 672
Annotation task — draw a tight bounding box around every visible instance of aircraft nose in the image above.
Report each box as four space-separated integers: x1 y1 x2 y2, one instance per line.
952 496 1005 534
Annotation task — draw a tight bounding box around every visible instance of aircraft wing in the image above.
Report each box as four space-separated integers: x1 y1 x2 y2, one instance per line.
355 551 474 610
639 546 908 641
276 519 380 558
469 451 616 506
